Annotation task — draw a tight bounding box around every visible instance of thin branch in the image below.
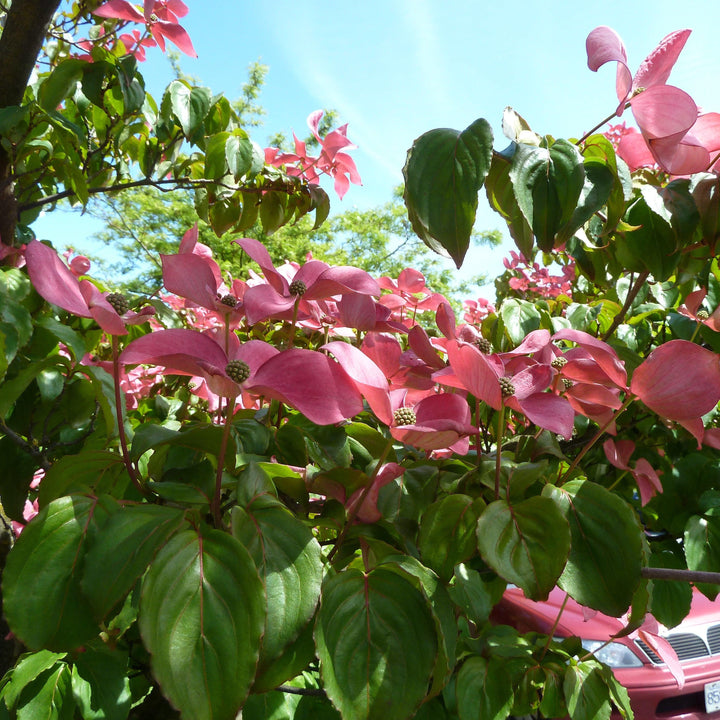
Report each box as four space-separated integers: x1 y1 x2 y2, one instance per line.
276 685 326 697
601 271 650 341
641 567 720 585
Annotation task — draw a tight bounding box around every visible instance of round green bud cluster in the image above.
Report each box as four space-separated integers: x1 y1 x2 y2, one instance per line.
697 310 709 320
562 378 574 390
499 377 516 397
225 360 250 383
289 280 307 297
476 337 492 354
393 407 417 426
220 294 238 307
551 356 568 369
106 293 130 315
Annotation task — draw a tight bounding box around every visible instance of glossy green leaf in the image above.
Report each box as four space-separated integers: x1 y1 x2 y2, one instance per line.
510 139 585 252
418 494 485 581
615 186 678 280
544 480 643 616
0 651 67 710
82 504 187 620
456 656 514 720
15 662 75 720
477 496 570 600
225 129 253 179
231 497 322 682
38 59 85 112
167 81 211 139
563 662 612 720
4 495 118 650
485 153 534 258
70 646 132 720
685 507 720 600
403 118 493 267
204 131 231 179
315 566 437 720
449 563 506 625
139 526 265 720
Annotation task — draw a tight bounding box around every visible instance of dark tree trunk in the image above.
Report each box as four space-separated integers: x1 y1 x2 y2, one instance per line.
0 0 61 247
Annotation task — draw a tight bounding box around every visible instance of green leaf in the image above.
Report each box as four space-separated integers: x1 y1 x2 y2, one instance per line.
139 526 265 720
485 153 534 258
456 656 514 720
544 480 643 616
204 131 230 179
403 118 494 267
70 646 132 720
685 507 720 600
0 355 70 420
38 59 85 111
1 651 67 711
38 450 127 506
82 504 187 620
315 566 437 720
476 496 570 600
225 129 253 179
231 498 322 683
563 662 612 720
167 81 211 139
499 298 549 346
510 140 586 252
615 186 679 280
449 563 506 625
418 494 485 581
16 662 75 720
4 495 118 650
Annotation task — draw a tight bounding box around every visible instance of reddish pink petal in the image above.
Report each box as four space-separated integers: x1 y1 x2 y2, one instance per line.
408 326 445 370
446 341 502 410
332 171 350 200
337 294 378 331
178 222 199 253
436 302 457 340
152 20 197 57
633 458 662 505
397 268 428 293
690 112 720 153
161 253 219 308
25 240 91 318
347 463 404 523
677 417 705 449
633 29 691 92
322 341 393 425
678 287 706 319
307 110 324 142
166 0 189 18
553 329 627 388
120 328 227 378
362 333 402 378
638 631 684 689
566 382 623 410
650 135 710 175
248 349 363 425
233 238 286 294
631 339 720 419
70 255 91 275
303 265 380 301
79 281 128 335
617 127 657 170
93 0 144 21
704 427 720 449
516 393 574 439
504 329 552 356
586 26 632 110
631 85 697 141
603 438 634 470
242 284 296 325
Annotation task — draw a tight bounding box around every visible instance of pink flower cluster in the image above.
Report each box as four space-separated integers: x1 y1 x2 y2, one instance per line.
264 111 361 200
90 0 196 60
503 250 575 300
587 26 720 175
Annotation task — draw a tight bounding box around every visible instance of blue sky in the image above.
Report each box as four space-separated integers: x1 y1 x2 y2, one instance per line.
33 0 720 299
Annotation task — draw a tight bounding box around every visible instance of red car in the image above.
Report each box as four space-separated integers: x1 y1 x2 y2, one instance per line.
494 585 720 719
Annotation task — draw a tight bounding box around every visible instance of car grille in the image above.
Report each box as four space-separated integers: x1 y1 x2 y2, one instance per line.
636 624 720 663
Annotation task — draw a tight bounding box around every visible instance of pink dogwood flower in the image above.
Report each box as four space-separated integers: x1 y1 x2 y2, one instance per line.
603 438 663 505
93 0 197 58
587 26 720 175
120 328 363 425
678 288 720 332
233 237 380 326
24 240 154 336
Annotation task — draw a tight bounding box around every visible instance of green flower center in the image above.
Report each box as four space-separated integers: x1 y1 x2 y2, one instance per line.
476 337 492 354
697 310 709 320
225 360 250 383
220 294 238 308
393 407 417 426
551 356 568 369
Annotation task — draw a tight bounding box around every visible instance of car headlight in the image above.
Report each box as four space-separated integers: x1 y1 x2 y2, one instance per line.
581 640 643 668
